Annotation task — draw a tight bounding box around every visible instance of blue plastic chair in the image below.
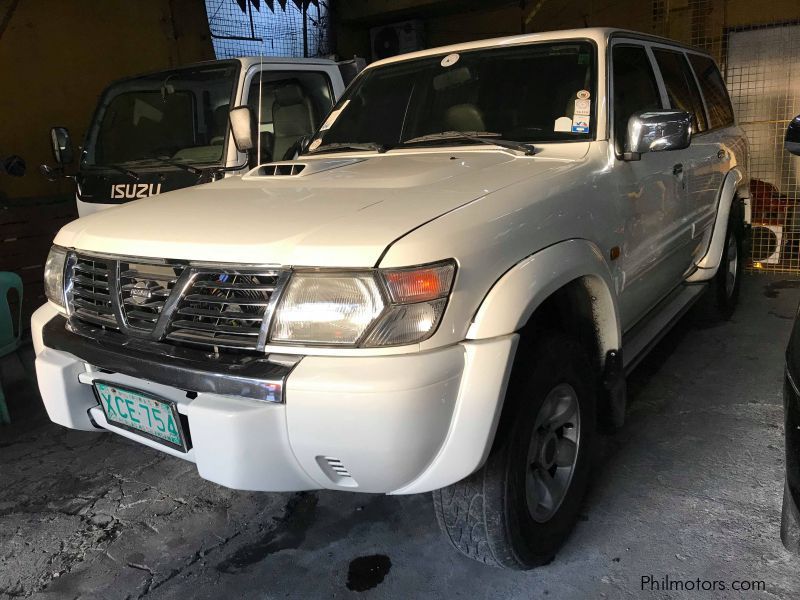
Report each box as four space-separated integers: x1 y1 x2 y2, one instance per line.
0 271 23 424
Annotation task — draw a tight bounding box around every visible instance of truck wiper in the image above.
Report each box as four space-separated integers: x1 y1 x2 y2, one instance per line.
92 164 140 181
152 156 202 175
304 142 387 155
402 131 536 155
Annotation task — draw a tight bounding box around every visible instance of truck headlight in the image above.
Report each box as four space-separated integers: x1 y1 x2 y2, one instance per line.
43 245 68 308
269 260 456 347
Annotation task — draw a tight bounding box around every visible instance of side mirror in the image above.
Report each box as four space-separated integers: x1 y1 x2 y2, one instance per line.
50 127 74 165
39 163 59 182
284 135 311 160
624 110 692 161
229 106 256 153
785 114 800 156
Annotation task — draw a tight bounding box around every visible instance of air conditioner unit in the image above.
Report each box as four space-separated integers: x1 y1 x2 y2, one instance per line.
751 223 783 265
370 20 424 61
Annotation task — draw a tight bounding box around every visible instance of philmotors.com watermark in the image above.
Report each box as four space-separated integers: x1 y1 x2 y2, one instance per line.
641 575 766 593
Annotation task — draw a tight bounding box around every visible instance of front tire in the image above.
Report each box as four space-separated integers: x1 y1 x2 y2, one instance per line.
433 333 596 569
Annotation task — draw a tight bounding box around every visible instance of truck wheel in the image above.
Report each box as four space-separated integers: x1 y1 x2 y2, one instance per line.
433 333 596 569
699 202 743 321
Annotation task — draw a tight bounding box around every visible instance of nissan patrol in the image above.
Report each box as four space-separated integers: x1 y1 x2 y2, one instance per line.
33 28 749 568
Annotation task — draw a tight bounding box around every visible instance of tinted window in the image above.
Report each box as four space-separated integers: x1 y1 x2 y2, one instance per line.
86 63 237 167
612 45 663 153
315 41 597 149
653 49 708 132
688 53 735 129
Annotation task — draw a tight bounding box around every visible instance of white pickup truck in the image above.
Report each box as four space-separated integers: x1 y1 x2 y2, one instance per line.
33 28 749 569
41 56 362 216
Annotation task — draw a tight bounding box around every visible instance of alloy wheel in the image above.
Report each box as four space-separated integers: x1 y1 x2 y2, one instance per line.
525 383 581 522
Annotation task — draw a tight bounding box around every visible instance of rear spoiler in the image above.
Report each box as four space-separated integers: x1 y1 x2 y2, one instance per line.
337 57 366 87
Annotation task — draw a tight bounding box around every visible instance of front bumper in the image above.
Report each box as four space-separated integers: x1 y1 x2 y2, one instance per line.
33 303 517 494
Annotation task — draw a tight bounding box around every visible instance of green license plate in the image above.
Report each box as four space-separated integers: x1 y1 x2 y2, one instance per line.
94 382 187 452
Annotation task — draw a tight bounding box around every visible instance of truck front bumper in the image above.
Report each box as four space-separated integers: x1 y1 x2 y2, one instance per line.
33 304 517 495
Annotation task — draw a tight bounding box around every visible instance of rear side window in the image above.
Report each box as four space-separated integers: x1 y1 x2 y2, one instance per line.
687 54 735 129
653 49 708 133
612 45 663 153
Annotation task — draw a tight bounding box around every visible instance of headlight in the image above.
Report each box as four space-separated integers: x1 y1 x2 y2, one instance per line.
269 260 456 347
43 245 68 308
270 273 385 345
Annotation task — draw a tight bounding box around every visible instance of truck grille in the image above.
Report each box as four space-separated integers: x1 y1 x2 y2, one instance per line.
69 256 118 329
166 270 280 350
119 260 186 332
66 252 285 353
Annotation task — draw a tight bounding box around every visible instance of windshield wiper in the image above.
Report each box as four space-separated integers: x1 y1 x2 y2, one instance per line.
91 164 140 181
402 131 536 155
304 142 388 155
151 156 202 175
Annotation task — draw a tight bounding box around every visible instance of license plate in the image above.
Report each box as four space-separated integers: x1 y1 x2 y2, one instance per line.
94 381 188 452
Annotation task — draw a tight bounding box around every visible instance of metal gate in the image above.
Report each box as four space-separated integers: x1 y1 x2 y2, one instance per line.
725 24 800 273
204 0 331 59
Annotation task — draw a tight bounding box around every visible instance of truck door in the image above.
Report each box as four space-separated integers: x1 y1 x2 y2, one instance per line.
650 47 724 266
242 67 338 163
610 41 695 331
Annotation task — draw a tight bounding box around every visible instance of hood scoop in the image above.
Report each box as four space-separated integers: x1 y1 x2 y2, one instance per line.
244 157 365 180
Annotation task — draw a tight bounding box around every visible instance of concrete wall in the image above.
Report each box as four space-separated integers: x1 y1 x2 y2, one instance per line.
0 0 214 201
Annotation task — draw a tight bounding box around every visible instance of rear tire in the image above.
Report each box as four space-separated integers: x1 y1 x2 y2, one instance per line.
698 201 743 321
432 333 596 569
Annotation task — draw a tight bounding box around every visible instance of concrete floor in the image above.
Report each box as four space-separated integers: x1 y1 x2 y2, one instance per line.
1 274 799 599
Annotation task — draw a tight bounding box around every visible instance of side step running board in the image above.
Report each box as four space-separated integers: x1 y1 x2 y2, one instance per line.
622 284 707 374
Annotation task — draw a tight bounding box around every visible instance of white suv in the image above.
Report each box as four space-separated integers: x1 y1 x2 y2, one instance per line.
33 28 749 569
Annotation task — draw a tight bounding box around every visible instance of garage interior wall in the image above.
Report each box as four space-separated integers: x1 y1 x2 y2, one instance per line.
336 0 800 273
0 0 215 322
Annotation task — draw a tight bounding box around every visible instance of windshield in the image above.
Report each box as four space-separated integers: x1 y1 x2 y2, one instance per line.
310 41 596 152
82 62 238 168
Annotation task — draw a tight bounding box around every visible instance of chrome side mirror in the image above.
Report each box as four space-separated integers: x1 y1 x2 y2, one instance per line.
785 114 800 156
229 106 256 153
624 110 692 161
50 127 74 165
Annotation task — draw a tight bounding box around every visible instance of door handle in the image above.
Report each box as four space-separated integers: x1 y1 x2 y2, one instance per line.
673 163 684 176
717 149 727 160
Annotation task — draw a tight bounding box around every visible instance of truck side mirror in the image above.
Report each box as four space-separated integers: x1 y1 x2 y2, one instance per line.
50 127 74 165
785 114 800 156
623 110 692 161
229 106 256 153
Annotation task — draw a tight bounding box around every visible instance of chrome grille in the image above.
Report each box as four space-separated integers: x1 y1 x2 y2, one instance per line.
68 256 118 329
166 270 280 350
119 260 185 332
66 252 285 353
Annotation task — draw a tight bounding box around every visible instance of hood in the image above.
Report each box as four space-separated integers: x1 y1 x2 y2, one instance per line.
55 148 586 267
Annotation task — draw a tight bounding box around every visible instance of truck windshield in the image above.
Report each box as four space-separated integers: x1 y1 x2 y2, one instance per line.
82 62 238 168
311 41 596 152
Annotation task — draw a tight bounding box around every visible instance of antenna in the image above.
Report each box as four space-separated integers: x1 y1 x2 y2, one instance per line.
257 53 264 165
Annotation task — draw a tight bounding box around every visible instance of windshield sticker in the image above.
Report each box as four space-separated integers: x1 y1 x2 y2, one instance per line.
574 99 591 116
571 115 590 134
319 99 350 131
554 116 572 132
441 53 460 67
577 90 591 100
308 138 322 151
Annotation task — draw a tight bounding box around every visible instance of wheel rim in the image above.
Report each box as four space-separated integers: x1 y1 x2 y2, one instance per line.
525 383 581 523
725 233 738 298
